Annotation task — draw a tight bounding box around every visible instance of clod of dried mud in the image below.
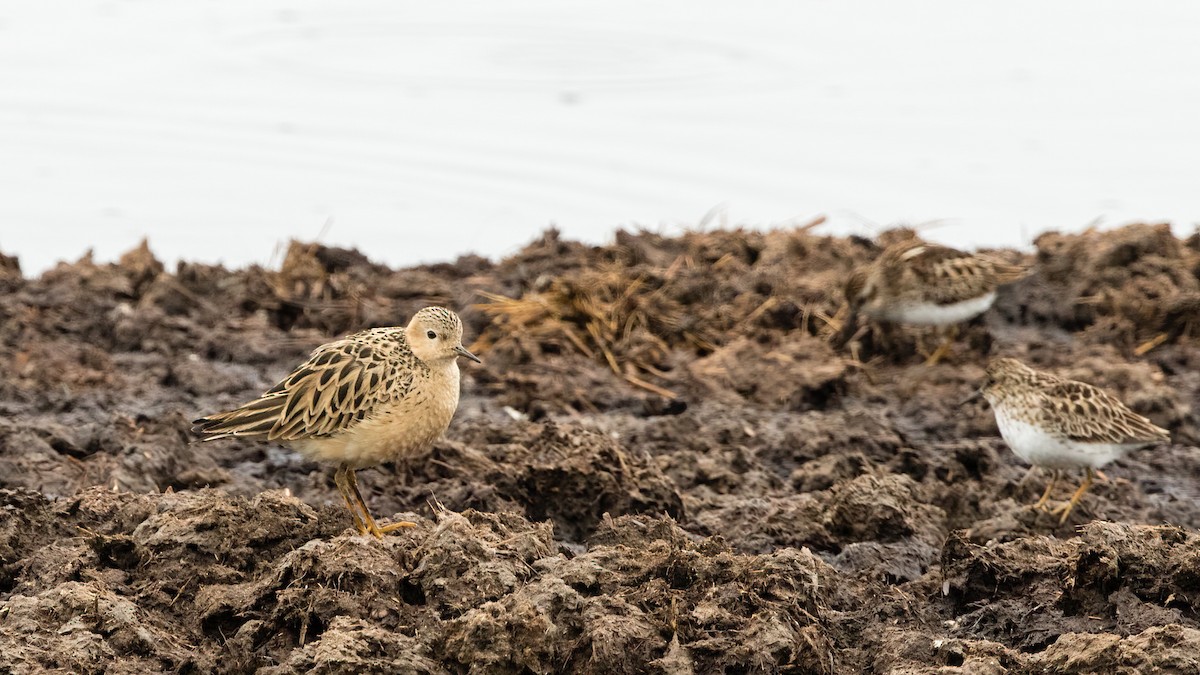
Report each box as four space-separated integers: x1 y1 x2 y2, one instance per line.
1 223 1198 673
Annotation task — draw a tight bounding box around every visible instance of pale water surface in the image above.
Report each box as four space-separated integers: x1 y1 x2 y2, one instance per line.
2 1 1198 274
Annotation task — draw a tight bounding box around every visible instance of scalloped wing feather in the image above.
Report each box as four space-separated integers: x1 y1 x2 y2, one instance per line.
976 255 1030 285
890 243 992 305
192 330 412 442
1041 380 1170 446
881 242 1029 306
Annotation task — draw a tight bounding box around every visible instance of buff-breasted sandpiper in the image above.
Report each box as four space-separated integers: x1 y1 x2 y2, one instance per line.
192 306 480 538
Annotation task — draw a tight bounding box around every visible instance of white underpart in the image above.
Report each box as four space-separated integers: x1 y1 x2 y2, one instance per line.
994 407 1141 470
875 291 996 326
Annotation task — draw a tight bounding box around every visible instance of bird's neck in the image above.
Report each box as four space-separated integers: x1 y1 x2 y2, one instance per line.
423 357 459 379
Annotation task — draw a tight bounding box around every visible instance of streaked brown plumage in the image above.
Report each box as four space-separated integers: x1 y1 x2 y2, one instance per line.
980 357 1170 524
193 306 480 537
842 239 1028 363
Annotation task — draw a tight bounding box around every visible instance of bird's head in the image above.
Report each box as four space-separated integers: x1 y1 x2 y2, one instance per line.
981 357 1033 398
406 307 481 366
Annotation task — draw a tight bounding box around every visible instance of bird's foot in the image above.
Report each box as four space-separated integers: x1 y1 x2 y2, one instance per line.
1049 499 1081 525
363 518 417 539
377 520 417 535
921 331 957 366
922 348 949 367
1050 468 1095 525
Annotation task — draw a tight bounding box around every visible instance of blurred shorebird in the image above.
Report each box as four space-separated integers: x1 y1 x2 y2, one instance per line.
840 240 1028 364
193 306 480 538
979 357 1169 524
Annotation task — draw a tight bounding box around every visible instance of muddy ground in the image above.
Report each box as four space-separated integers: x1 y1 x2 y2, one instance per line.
1 223 1199 674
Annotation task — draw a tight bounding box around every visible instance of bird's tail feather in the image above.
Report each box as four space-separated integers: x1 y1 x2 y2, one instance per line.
191 397 285 440
983 257 1031 285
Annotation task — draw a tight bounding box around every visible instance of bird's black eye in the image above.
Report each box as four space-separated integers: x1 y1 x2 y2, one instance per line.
426 330 437 340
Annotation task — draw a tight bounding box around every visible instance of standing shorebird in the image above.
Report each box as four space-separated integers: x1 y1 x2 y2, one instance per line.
192 307 480 538
841 239 1027 364
979 357 1170 524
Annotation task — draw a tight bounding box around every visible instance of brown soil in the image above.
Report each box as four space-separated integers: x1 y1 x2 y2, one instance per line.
1 223 1198 674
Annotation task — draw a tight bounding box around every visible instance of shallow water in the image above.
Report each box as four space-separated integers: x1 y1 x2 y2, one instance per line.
2 0 1198 274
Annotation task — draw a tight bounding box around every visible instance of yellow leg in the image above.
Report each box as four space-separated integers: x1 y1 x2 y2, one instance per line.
333 464 368 535
1051 468 1095 525
345 466 416 538
1032 469 1060 511
922 325 958 366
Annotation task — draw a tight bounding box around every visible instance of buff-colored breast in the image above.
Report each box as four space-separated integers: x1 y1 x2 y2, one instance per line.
293 362 461 468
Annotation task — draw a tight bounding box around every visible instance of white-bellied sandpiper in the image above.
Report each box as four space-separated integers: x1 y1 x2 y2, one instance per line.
843 240 1027 364
980 357 1169 524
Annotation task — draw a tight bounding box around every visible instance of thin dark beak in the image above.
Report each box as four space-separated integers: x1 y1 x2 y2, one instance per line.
454 345 482 364
960 387 984 406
